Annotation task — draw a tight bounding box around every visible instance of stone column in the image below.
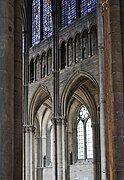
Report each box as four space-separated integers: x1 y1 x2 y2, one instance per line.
52 118 57 180
92 120 101 180
103 0 124 179
24 127 30 180
37 137 42 179
0 0 14 179
56 118 63 180
62 117 67 180
24 126 35 180
51 1 60 180
14 0 23 177
52 117 63 180
0 0 22 179
34 135 38 180
97 0 107 179
52 117 67 180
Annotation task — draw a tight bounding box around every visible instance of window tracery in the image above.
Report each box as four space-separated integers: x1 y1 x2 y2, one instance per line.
77 105 93 160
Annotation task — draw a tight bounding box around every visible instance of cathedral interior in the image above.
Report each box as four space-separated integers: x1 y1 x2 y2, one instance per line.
0 0 124 180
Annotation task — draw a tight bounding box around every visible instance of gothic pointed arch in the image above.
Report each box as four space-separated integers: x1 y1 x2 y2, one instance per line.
29 85 52 125
60 70 99 117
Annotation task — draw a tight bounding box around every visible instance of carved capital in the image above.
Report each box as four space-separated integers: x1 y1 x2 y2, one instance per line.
102 0 108 8
102 0 108 5
23 125 36 133
51 116 67 125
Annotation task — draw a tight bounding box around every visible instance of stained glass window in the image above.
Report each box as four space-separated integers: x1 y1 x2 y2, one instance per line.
32 0 41 46
81 0 96 16
43 0 52 39
62 0 76 27
77 105 93 160
77 120 84 159
86 118 93 158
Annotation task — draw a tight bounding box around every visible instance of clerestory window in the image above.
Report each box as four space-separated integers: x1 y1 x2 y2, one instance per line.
32 0 41 46
80 0 96 16
62 0 76 27
43 0 52 39
32 0 97 45
32 0 52 46
77 105 93 160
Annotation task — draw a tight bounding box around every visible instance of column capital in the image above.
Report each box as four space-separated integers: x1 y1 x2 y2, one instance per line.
102 0 108 7
51 116 67 125
23 125 36 133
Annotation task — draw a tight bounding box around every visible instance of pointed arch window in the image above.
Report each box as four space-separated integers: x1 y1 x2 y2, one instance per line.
61 42 66 69
32 0 41 46
80 0 96 16
75 34 81 63
41 52 46 78
47 49 52 75
62 0 76 27
32 0 53 46
77 105 93 160
86 118 93 158
30 59 34 83
43 0 52 39
68 38 73 66
90 25 97 56
82 30 88 59
77 120 84 159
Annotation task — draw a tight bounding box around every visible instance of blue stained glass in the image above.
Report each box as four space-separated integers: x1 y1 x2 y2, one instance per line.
32 0 41 46
43 0 52 39
62 0 76 27
81 0 96 16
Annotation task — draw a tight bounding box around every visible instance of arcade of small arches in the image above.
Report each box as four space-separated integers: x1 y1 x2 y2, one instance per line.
29 25 97 83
